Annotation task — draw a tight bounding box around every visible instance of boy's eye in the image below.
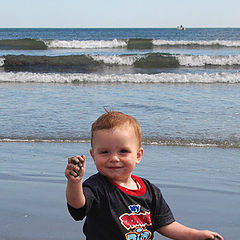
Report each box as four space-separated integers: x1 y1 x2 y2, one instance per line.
120 149 128 153
100 151 108 154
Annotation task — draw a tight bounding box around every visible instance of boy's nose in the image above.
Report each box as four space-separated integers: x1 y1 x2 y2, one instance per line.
109 154 120 162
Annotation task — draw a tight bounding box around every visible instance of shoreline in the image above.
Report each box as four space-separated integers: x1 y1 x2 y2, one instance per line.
1 138 239 149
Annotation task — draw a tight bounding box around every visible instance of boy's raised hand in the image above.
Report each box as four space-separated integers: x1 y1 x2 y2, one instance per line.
65 155 86 182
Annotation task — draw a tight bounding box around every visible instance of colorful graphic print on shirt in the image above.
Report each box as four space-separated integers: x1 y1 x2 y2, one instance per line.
119 204 152 240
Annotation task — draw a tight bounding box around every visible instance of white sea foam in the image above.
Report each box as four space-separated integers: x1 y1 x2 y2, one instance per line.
89 54 240 66
177 55 240 66
1 71 240 84
45 39 240 49
91 55 141 65
45 39 127 49
0 57 5 66
2 53 240 67
153 40 240 47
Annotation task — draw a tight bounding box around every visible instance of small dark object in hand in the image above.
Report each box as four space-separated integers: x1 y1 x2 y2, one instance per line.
206 237 220 240
71 158 83 176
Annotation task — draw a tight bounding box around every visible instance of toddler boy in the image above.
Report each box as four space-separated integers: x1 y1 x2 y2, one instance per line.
65 111 223 240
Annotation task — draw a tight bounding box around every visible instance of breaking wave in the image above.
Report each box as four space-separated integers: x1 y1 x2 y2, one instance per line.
41 39 240 49
1 71 240 84
153 39 240 48
2 53 240 72
2 38 240 50
45 39 127 49
177 54 240 66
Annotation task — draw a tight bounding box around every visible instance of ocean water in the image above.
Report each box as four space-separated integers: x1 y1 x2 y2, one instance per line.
0 28 240 148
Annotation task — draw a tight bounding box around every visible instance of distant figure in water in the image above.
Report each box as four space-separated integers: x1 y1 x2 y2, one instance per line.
177 25 186 30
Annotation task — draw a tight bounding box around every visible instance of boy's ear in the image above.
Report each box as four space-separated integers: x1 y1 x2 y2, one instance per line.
90 149 94 159
136 147 144 164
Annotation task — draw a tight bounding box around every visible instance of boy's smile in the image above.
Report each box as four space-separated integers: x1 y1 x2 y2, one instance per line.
90 123 144 189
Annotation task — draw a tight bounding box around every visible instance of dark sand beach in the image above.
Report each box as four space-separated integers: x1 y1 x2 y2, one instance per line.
0 142 239 239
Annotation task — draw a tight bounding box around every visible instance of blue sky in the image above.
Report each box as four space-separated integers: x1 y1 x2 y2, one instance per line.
1 0 240 28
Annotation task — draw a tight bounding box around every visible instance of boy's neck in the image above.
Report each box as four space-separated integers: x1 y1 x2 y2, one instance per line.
108 174 147 196
112 175 140 190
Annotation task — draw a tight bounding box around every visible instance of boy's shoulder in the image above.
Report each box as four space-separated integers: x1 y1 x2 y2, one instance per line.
136 176 164 199
83 172 110 189
84 172 105 181
132 175 158 188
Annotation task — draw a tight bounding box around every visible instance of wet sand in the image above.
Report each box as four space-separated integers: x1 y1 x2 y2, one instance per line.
0 142 239 239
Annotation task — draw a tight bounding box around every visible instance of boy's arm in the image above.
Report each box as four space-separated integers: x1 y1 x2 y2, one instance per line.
157 221 224 240
65 155 86 208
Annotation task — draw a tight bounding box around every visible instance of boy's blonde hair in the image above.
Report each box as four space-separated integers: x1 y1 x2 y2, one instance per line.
91 111 142 148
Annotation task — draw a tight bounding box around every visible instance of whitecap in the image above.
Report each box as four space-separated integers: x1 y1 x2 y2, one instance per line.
1 71 240 84
44 39 127 49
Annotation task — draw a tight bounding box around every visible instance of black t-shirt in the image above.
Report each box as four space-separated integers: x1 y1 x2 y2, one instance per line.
67 173 175 240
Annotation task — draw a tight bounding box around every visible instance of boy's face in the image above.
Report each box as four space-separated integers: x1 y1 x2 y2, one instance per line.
90 123 143 185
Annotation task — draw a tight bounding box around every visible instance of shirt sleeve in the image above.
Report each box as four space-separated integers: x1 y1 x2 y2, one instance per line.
67 177 102 221
150 183 175 230
67 202 87 221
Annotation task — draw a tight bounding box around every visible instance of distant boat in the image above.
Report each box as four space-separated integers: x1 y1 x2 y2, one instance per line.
177 25 186 31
